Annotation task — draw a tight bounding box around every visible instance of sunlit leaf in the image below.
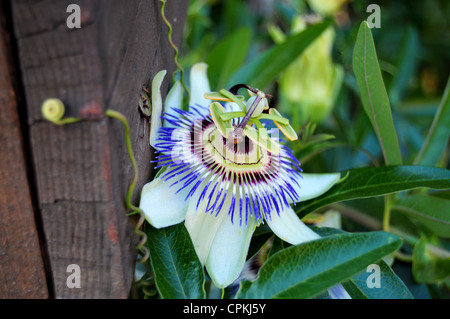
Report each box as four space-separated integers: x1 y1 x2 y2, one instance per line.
236 231 402 299
353 21 402 165
294 165 450 218
314 227 413 299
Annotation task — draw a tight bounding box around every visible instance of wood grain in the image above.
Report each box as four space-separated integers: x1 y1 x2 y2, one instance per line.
9 0 188 298
0 3 48 299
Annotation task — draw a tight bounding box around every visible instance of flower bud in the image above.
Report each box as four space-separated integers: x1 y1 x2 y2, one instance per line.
279 17 343 123
307 0 350 16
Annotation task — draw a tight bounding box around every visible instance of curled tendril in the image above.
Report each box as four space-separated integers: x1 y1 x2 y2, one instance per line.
105 109 149 264
159 0 190 98
41 102 149 263
41 98 81 125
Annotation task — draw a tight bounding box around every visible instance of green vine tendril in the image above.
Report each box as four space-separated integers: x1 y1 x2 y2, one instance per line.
160 0 190 98
104 110 149 264
41 100 149 265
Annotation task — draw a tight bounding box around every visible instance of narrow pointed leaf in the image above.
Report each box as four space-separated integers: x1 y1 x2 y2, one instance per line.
206 27 252 91
236 231 402 299
294 165 450 218
145 223 206 299
393 194 450 238
353 21 402 165
229 20 331 90
414 76 450 166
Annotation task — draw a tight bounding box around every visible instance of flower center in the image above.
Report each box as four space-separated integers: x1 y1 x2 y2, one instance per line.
157 105 303 226
199 125 272 174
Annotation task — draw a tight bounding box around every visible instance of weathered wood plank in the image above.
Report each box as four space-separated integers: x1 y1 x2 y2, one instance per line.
0 3 48 299
11 0 188 298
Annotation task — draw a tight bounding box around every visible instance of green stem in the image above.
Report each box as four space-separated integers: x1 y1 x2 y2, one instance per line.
394 251 413 263
105 110 139 211
105 109 149 263
382 195 392 233
55 117 82 125
160 0 190 98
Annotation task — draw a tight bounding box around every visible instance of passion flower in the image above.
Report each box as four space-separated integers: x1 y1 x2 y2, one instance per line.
139 63 347 296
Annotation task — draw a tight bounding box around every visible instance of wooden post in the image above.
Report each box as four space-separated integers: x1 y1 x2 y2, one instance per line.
1 0 188 298
0 2 48 299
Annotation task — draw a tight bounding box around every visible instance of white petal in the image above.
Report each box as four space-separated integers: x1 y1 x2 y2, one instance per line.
139 177 189 229
184 177 230 264
289 172 341 203
328 283 352 299
189 62 211 113
265 202 352 299
206 213 257 288
150 70 167 149
266 205 320 245
185 198 227 265
224 101 243 112
315 209 342 229
164 80 184 128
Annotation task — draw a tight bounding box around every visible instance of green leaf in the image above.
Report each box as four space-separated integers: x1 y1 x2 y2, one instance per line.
294 165 450 218
300 133 336 149
388 26 419 108
236 231 402 299
145 223 206 299
228 20 331 90
393 194 450 238
314 227 413 299
414 76 450 166
206 27 252 91
353 21 402 165
342 260 413 299
413 236 450 283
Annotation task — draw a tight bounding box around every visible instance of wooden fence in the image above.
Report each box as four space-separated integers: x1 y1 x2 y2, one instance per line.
0 0 188 298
